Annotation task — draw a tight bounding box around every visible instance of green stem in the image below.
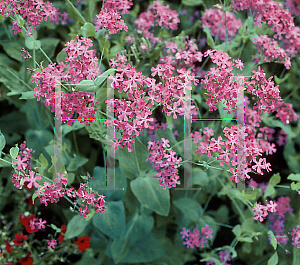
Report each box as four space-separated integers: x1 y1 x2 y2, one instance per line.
0 157 12 164
66 0 86 24
0 62 34 91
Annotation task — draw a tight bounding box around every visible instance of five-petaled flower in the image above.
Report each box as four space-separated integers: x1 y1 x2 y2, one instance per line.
75 235 91 251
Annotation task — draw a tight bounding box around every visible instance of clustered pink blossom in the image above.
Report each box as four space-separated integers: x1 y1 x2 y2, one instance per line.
180 225 213 249
11 141 106 218
252 200 277 222
285 0 300 16
253 35 291 69
231 0 300 60
201 7 243 41
147 138 182 189
134 0 180 44
268 196 293 245
159 36 203 72
94 0 132 34
206 249 232 265
0 0 68 36
276 129 289 146
106 53 199 152
190 121 275 182
201 49 299 125
28 36 100 126
289 225 300 248
231 0 294 39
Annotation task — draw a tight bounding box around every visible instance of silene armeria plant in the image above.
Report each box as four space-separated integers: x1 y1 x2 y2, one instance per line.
0 0 300 264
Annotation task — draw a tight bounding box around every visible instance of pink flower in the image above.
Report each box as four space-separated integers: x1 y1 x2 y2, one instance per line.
48 239 57 249
201 7 243 41
12 155 28 171
24 170 41 189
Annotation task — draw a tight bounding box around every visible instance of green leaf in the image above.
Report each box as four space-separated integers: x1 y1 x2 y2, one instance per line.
89 166 127 201
66 154 89 172
38 38 60 62
25 38 41 50
56 49 68 64
124 213 154 244
287 173 300 182
64 214 90 240
74 80 97 92
116 138 153 179
92 200 126 238
269 173 281 186
192 167 209 187
263 185 276 199
0 131 5 152
130 175 170 216
39 153 48 168
182 0 203 6
66 172 75 185
25 129 53 159
268 230 278 250
120 233 164 263
19 91 36 100
10 146 19 159
80 22 95 37
173 197 203 222
51 224 62 233
109 236 131 264
267 252 278 265
32 192 39 204
274 73 290 85
95 68 116 87
232 225 242 237
65 2 85 24
203 25 215 48
291 182 300 191
0 40 24 62
95 28 106 39
16 14 25 28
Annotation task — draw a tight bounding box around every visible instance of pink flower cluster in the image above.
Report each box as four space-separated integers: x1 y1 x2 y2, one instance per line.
232 0 300 60
147 138 182 189
180 225 213 249
231 0 295 40
206 249 232 265
11 141 106 218
29 36 100 126
289 225 300 248
285 0 300 16
268 196 293 245
276 129 289 146
201 49 299 125
106 53 199 152
94 0 133 34
253 35 291 69
0 0 61 36
159 36 203 71
201 7 243 41
252 200 277 222
191 122 275 182
134 0 180 44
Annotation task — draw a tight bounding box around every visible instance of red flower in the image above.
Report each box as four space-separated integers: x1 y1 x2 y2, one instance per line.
19 214 38 233
4 240 13 253
58 224 67 244
75 235 91 251
12 233 28 246
18 252 33 265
